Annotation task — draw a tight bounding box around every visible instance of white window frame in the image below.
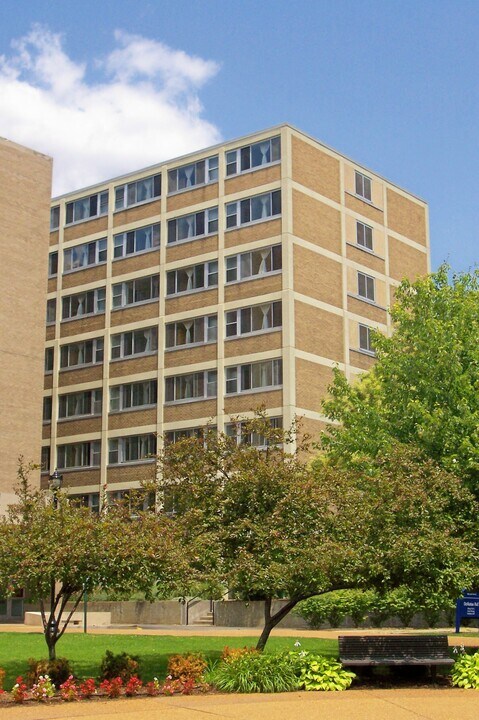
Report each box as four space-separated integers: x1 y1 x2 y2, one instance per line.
226 190 281 229
112 275 159 310
356 221 373 251
62 288 106 320
225 244 282 284
65 191 108 225
43 396 52 423
168 155 218 194
357 272 376 302
165 314 217 349
226 136 281 176
109 380 158 413
225 301 282 339
59 338 104 370
110 327 158 361
163 426 216 444
355 171 372 202
108 434 157 465
57 440 101 469
167 207 218 244
225 358 283 395
358 324 376 355
165 370 217 404
114 174 161 211
69 492 100 513
225 417 282 448
50 206 60 231
63 238 107 273
45 347 54 373
58 389 102 419
166 261 218 296
113 224 160 260
46 298 56 325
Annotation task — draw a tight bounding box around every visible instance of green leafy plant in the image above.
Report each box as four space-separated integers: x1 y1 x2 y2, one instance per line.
209 651 300 693
296 590 376 629
99 650 140 681
452 651 479 689
27 657 73 687
59 675 80 702
31 674 55 702
294 653 356 691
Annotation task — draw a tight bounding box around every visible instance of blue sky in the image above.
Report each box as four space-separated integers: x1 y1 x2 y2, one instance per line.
0 0 477 271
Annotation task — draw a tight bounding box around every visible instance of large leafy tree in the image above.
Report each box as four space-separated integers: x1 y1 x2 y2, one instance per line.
0 463 188 660
156 415 479 649
321 266 479 491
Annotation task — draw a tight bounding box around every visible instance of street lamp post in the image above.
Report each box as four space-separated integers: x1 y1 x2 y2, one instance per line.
49 468 63 509
47 469 63 654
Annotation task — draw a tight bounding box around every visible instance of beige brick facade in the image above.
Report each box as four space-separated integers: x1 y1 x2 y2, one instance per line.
0 138 52 512
37 124 429 501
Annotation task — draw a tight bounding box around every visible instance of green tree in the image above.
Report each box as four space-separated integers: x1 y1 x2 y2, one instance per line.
156 416 479 650
321 266 479 491
0 463 188 660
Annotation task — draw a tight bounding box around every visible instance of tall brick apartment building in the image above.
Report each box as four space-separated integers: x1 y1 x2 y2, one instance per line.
42 124 429 508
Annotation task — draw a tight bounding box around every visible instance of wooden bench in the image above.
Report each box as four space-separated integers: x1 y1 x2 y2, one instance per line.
339 635 453 678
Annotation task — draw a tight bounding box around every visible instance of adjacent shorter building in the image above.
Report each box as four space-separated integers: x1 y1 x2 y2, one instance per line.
41 124 430 508
0 137 52 515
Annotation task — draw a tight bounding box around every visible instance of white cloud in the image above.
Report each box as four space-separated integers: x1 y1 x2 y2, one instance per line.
0 25 222 195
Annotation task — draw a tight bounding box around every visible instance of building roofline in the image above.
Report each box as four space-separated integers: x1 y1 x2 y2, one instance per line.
52 122 427 205
0 135 53 163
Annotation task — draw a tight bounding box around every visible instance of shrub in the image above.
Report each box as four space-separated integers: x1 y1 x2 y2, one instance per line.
31 674 55 702
296 590 376 628
167 653 207 682
221 646 258 662
59 676 80 702
146 678 161 696
384 587 416 626
11 676 28 703
294 653 356 691
209 651 300 693
452 651 479 689
27 657 73 687
99 650 140 681
0 667 5 693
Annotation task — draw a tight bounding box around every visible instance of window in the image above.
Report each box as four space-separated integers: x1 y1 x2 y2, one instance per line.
359 324 375 354
226 244 282 283
113 223 160 259
356 221 373 251
44 347 54 373
164 426 216 444
168 156 218 193
225 358 282 395
355 171 372 201
62 288 106 320
112 275 159 309
110 380 157 412
357 272 375 302
165 315 217 349
108 434 157 464
57 441 101 469
166 261 218 295
111 327 158 360
42 396 52 423
50 206 60 231
63 238 107 272
115 174 161 210
226 190 281 229
165 370 217 403
60 338 104 369
66 191 108 224
41 446 50 472
225 417 282 447
167 207 218 244
226 301 282 338
59 389 102 419
48 252 58 277
226 136 281 176
70 493 100 513
46 299 56 324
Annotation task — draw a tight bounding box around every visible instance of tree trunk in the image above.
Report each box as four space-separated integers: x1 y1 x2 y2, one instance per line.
256 597 299 651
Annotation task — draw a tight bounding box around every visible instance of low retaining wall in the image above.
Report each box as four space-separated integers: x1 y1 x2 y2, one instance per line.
213 600 309 629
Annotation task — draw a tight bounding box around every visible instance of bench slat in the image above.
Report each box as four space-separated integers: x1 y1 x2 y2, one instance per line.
339 635 453 668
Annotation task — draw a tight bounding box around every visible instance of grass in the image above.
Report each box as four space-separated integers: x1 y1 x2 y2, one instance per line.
0 632 338 689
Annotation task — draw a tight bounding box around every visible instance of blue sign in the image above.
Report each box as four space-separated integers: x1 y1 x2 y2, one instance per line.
455 592 479 633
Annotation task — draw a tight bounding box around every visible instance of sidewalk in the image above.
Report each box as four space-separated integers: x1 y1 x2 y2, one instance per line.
3 688 479 720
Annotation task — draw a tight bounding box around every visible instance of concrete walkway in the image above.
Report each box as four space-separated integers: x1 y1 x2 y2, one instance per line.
3 689 479 720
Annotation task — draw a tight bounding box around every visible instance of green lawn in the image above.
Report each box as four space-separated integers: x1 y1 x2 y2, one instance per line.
0 633 338 689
